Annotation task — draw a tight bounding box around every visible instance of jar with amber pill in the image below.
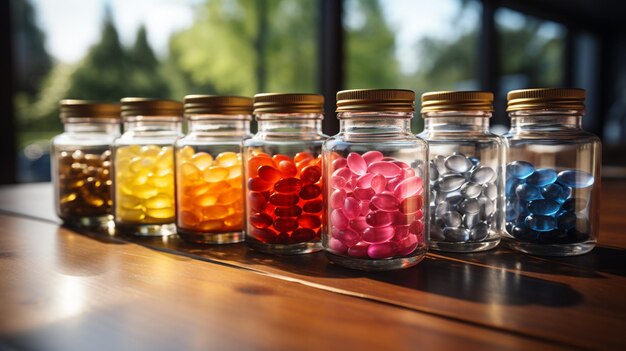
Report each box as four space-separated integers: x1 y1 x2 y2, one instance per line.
51 99 121 228
175 95 252 244
244 93 328 254
112 98 183 236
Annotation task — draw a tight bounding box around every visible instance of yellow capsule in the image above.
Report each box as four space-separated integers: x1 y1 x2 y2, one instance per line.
226 164 242 179
202 166 228 183
146 207 174 219
215 152 239 167
130 157 156 173
131 171 151 186
60 193 77 204
144 194 173 209
223 213 243 229
217 188 241 205
117 208 146 222
84 194 105 207
68 179 85 190
154 166 172 177
133 185 159 199
193 193 217 207
119 195 144 210
202 205 232 220
191 152 214 170
178 146 195 161
180 162 200 180
150 175 172 188
141 145 162 158
117 145 142 159
156 148 173 169
197 220 223 232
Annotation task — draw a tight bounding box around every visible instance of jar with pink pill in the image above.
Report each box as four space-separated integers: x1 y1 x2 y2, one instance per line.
418 91 503 252
322 89 429 271
243 93 328 254
175 95 253 244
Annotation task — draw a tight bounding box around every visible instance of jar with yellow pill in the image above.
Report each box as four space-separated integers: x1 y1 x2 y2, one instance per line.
244 93 328 255
175 95 253 244
112 98 183 236
51 100 121 228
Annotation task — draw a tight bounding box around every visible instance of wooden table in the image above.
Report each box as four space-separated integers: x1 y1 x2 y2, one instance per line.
0 180 625 350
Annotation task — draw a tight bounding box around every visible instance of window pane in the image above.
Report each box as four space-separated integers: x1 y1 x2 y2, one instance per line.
343 0 481 132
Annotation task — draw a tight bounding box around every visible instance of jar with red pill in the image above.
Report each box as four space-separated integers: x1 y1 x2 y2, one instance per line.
418 91 503 253
243 93 328 254
322 89 429 271
175 95 252 244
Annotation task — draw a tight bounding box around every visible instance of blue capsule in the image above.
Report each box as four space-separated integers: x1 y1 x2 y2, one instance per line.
528 199 561 216
561 197 588 213
506 177 522 197
507 161 535 179
541 183 571 203
557 211 577 231
557 170 595 188
515 183 543 201
525 214 557 232
511 224 538 241
526 168 558 187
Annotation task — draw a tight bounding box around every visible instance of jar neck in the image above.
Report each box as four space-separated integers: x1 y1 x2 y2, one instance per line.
123 116 182 135
338 111 413 134
63 120 120 136
423 111 491 132
509 109 584 131
187 116 251 137
256 113 323 135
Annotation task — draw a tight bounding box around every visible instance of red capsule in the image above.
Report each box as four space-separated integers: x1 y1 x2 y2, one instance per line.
273 217 299 232
291 228 315 243
274 177 303 193
400 195 423 214
294 152 314 163
248 177 272 191
248 156 275 177
275 232 291 244
299 184 321 200
269 193 300 207
303 199 322 213
248 191 268 212
278 160 297 177
300 165 322 184
258 165 283 183
297 214 321 229
250 213 273 229
275 206 302 217
272 154 291 164
250 227 277 243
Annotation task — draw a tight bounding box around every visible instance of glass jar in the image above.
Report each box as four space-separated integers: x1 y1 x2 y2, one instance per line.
503 88 601 256
112 98 183 236
175 95 252 244
418 91 503 252
51 100 121 228
243 93 327 254
322 89 429 271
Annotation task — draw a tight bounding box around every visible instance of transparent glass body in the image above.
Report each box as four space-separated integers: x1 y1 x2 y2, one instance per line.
112 115 182 236
175 115 251 244
418 111 503 252
322 112 429 271
502 110 601 256
243 113 327 254
52 117 120 228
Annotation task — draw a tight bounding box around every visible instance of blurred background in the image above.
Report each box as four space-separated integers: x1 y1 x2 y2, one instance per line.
2 0 626 183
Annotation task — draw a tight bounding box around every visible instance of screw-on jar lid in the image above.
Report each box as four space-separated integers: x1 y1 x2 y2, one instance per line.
253 93 324 114
120 97 183 117
507 88 585 112
421 91 493 114
184 95 253 116
336 89 415 113
59 99 121 120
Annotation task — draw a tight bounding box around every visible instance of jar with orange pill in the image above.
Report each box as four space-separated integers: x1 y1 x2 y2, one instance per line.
112 98 183 236
243 93 328 254
175 95 252 244
51 100 121 228
322 89 429 271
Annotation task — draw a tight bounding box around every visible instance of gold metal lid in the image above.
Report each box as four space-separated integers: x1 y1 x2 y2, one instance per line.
336 89 415 113
507 88 585 112
59 99 120 120
184 95 253 115
120 97 183 117
421 91 493 114
253 93 324 114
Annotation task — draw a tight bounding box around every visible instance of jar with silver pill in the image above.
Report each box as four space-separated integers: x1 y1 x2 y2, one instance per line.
503 88 601 256
418 91 503 252
52 100 121 228
112 98 183 236
323 89 429 271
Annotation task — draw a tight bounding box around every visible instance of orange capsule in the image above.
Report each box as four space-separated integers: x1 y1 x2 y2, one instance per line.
247 156 275 178
278 160 298 177
272 154 291 164
294 152 314 163
179 211 200 227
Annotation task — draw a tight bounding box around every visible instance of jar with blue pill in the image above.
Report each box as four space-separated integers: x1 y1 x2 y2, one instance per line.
419 91 503 253
503 88 601 256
